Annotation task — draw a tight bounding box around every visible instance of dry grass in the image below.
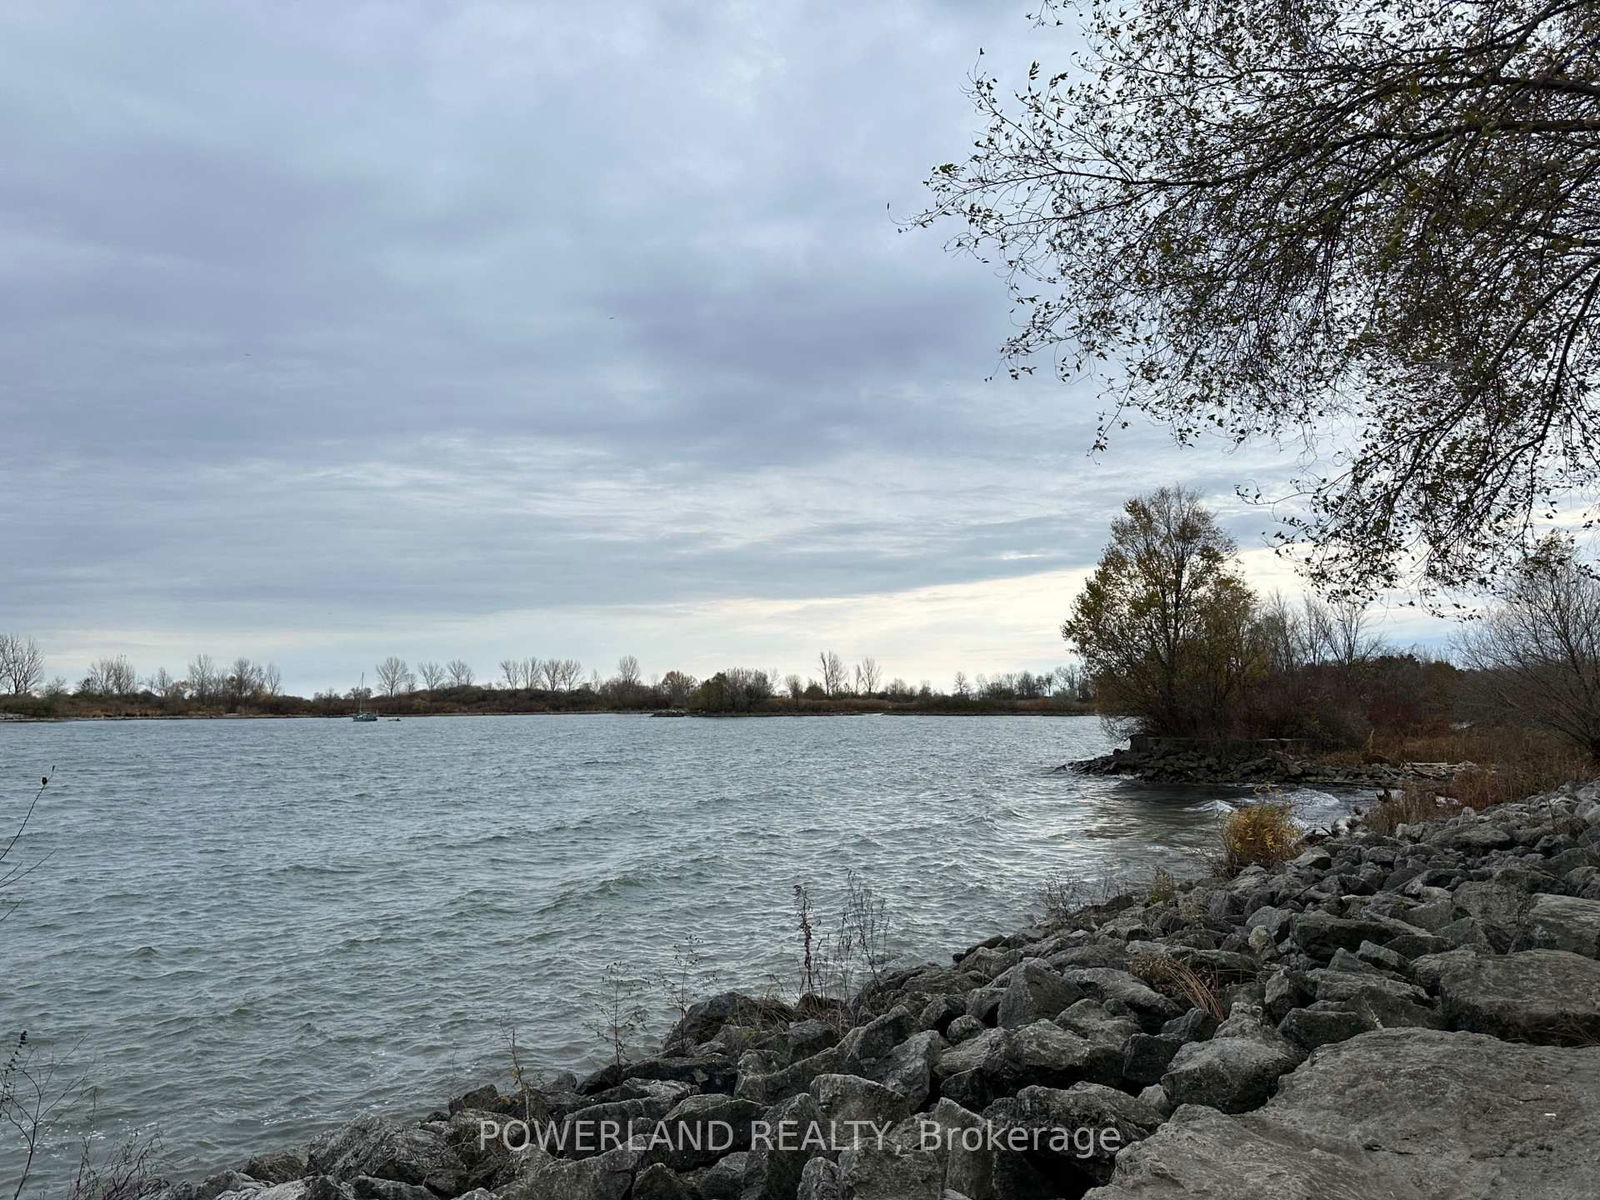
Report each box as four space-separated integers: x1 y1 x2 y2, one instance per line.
1131 953 1225 1020
1214 800 1303 877
1361 784 1464 835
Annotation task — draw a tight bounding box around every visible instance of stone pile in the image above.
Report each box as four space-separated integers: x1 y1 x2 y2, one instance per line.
159 783 1600 1199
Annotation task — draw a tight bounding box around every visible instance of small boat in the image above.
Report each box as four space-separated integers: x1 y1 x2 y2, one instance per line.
352 673 377 721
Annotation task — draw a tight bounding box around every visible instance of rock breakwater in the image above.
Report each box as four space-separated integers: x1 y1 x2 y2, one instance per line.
154 783 1600 1200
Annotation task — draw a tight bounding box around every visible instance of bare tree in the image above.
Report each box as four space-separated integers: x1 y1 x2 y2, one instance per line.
446 659 475 686
187 654 220 703
520 658 542 689
417 661 446 689
227 657 262 702
952 670 970 698
818 651 847 697
374 656 414 697
260 663 282 697
499 659 522 689
855 656 882 696
550 658 583 691
616 655 642 687
785 673 804 702
80 656 136 697
1457 551 1600 761
0 635 44 696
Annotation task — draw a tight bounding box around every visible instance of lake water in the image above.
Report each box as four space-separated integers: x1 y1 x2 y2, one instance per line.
0 714 1355 1190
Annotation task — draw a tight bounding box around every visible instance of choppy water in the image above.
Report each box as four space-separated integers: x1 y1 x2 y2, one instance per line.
0 714 1356 1190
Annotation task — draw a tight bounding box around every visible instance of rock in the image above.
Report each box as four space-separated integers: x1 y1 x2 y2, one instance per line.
794 1156 843 1200
562 1082 694 1157
996 962 1082 1029
871 1030 944 1108
1085 1028 1600 1199
348 1180 432 1200
916 996 966 1035
740 1092 826 1200
630 1164 692 1200
516 1146 640 1200
983 1083 1163 1186
1451 881 1532 950
944 1015 985 1044
694 1152 749 1200
243 1152 306 1186
307 1115 467 1194
1440 822 1515 852
196 1172 264 1200
1061 969 1182 1030
1417 949 1600 1044
1159 1008 1217 1044
654 1093 765 1171
665 992 794 1053
1289 913 1401 960
1526 894 1600 957
1160 1037 1299 1113
1121 1034 1182 1087
1277 1006 1374 1051
808 1074 912 1134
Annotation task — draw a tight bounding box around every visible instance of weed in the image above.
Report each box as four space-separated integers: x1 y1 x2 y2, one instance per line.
1214 800 1302 877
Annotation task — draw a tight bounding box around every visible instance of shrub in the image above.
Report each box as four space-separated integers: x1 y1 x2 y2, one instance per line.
1361 785 1461 835
1215 800 1302 877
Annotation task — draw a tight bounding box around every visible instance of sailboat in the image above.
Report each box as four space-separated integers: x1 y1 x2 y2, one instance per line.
352 673 377 722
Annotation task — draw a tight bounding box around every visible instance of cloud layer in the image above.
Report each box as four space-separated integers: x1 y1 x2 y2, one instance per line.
0 1 1447 692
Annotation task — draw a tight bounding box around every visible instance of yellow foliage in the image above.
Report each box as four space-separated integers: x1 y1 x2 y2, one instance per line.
1216 800 1302 876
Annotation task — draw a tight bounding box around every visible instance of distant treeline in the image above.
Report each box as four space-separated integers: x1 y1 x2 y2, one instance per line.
0 643 1093 719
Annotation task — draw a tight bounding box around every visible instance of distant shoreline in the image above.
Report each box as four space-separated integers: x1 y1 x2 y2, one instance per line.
0 707 1094 724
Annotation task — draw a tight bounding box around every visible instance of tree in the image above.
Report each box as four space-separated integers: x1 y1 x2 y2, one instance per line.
260 663 282 697
659 669 698 706
80 655 136 696
446 659 475 686
0 634 43 695
499 659 523 689
615 655 642 688
919 0 1600 598
417 661 446 689
855 657 882 696
1457 549 1600 761
375 656 414 697
1062 488 1262 736
227 657 262 702
187 654 220 703
817 651 848 697
952 671 970 698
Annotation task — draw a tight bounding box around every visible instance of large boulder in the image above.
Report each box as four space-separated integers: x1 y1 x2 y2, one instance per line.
1413 948 1600 1044
936 1021 1121 1111
306 1115 467 1194
996 962 1082 1029
1086 1028 1600 1198
1159 1037 1299 1114
1526 894 1600 958
983 1083 1163 1187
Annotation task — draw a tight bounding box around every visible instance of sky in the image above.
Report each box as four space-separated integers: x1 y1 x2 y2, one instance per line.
0 0 1453 695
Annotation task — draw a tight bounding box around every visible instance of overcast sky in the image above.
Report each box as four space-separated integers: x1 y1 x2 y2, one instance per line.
1 0 1451 694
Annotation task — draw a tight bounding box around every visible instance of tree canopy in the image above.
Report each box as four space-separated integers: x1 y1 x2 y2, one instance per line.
919 0 1600 598
1063 487 1261 735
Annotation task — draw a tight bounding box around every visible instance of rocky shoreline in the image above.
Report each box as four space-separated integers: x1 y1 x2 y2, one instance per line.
1066 736 1464 788
154 783 1600 1200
